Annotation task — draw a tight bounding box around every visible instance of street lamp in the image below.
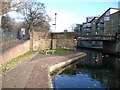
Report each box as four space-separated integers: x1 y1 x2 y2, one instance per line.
55 13 57 31
50 13 57 50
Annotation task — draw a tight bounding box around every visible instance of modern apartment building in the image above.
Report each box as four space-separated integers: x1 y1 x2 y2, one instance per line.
90 17 99 35
86 17 95 22
75 8 120 49
97 8 120 36
110 11 120 36
82 22 92 35
74 24 82 36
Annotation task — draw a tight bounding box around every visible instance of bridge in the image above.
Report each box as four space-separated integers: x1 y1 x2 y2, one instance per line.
77 33 120 41
77 35 117 41
77 34 120 54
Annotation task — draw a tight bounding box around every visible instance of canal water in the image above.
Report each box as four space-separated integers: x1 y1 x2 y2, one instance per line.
52 48 120 89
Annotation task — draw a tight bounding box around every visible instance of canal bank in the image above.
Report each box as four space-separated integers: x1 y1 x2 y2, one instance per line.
48 52 86 88
78 46 120 57
2 52 86 89
52 48 120 89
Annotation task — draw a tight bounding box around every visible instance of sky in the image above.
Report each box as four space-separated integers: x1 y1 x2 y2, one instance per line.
38 0 119 32
7 0 120 32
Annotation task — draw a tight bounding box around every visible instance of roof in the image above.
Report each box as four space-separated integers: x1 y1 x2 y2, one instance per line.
97 8 120 21
110 10 120 16
89 17 99 23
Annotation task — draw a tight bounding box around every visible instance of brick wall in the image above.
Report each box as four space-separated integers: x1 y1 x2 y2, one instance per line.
52 38 76 49
0 40 30 64
32 31 51 51
32 31 77 51
52 32 77 50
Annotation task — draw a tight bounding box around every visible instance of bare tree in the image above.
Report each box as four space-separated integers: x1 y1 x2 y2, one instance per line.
1 14 12 30
1 14 26 31
0 1 11 29
0 0 26 29
12 1 50 32
0 1 11 15
12 1 51 49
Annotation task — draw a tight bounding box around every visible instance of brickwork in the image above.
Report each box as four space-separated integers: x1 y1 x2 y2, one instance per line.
1 31 77 64
52 32 77 50
32 31 51 51
0 40 30 64
32 31 77 51
55 38 76 49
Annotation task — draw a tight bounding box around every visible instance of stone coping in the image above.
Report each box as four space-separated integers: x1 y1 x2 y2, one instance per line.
48 53 87 88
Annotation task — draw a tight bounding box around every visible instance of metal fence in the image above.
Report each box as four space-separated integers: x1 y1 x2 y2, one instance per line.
0 31 18 51
1 31 18 41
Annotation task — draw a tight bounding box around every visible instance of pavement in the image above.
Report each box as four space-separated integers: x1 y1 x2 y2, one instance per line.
2 52 86 89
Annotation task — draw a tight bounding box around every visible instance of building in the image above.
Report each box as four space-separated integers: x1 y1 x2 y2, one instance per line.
64 29 68 32
110 11 120 36
97 8 120 36
74 24 82 36
118 1 120 8
86 17 95 22
82 22 92 35
76 8 120 49
90 17 99 35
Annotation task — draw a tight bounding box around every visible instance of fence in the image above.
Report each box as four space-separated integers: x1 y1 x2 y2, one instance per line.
0 30 30 52
0 31 18 51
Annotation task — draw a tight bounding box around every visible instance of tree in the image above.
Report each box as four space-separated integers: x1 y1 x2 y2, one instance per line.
0 1 11 15
0 1 12 30
12 1 51 49
12 1 50 32
1 14 12 31
1 14 26 31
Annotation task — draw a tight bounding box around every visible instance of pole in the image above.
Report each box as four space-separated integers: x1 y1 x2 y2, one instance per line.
55 13 57 31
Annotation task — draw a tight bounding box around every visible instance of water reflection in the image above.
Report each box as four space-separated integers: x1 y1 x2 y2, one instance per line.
52 49 120 89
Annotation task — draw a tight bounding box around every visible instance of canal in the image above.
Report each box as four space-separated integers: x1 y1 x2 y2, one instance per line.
52 48 120 89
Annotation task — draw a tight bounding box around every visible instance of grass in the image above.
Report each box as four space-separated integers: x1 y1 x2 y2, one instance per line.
41 49 74 55
1 50 36 75
54 49 74 54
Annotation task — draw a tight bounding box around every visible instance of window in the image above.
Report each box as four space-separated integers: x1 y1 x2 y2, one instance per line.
104 17 110 21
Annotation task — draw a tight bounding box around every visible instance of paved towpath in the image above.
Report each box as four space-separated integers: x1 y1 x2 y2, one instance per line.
2 52 86 89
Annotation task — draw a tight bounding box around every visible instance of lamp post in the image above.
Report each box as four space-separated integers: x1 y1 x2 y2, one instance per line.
51 13 57 50
55 13 57 31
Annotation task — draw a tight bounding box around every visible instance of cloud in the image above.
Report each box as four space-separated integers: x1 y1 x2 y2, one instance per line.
47 8 84 32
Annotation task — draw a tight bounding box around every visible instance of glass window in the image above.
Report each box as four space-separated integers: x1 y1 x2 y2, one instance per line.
104 17 110 21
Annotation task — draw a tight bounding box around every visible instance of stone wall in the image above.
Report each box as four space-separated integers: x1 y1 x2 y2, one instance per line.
55 38 77 49
0 40 30 64
32 32 77 51
32 31 51 51
52 32 77 50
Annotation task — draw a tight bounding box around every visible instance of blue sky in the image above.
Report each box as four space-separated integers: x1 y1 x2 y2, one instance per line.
40 1 119 32
8 0 120 32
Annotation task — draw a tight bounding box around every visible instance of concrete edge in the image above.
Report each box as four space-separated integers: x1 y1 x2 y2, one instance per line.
47 52 87 88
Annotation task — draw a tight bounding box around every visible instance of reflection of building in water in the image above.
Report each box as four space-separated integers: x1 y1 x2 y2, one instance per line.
115 58 120 70
95 55 99 62
95 55 102 65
